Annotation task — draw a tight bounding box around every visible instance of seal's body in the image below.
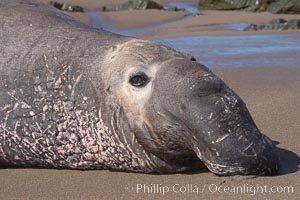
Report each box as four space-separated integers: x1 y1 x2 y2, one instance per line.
0 0 279 175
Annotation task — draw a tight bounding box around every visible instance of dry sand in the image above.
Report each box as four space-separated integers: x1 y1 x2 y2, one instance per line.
100 9 186 30
1 0 299 199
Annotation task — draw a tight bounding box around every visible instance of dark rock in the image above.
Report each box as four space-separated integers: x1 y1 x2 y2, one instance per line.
244 24 257 31
102 0 184 12
120 0 163 10
269 18 287 24
165 6 185 12
101 5 116 12
102 6 107 12
268 0 300 14
244 24 267 31
198 0 241 10
198 0 272 11
70 6 84 12
199 0 300 14
287 19 300 29
244 18 300 31
48 1 84 12
257 24 266 30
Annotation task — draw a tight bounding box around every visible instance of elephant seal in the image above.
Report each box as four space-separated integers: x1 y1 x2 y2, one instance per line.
0 0 279 175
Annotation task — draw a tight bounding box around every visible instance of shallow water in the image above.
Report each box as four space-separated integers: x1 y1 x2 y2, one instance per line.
85 11 118 32
226 23 249 31
153 34 300 69
165 2 200 15
86 2 200 36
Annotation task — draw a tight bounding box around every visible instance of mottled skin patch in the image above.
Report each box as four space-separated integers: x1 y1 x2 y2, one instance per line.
0 0 198 173
0 51 145 170
1 0 279 175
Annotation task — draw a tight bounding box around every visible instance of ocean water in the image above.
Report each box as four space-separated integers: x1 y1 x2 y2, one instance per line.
153 34 300 69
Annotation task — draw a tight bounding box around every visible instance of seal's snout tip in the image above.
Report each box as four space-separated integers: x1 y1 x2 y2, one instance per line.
235 145 281 176
250 136 281 176
258 148 280 176
270 153 281 174
204 150 280 176
191 133 281 176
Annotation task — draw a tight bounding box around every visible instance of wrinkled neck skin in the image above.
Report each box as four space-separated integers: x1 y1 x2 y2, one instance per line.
0 43 180 173
0 53 194 173
0 0 186 173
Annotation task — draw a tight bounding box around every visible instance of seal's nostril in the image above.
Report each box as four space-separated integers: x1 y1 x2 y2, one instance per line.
194 76 223 97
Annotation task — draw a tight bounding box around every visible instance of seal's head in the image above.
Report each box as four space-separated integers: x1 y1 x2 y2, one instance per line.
102 39 279 176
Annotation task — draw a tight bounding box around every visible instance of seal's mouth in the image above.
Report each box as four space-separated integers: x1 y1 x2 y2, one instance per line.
191 128 280 176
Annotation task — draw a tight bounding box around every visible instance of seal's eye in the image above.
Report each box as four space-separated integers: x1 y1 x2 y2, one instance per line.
129 72 149 87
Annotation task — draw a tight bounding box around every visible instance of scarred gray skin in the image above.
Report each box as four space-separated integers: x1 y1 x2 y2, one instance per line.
0 0 279 175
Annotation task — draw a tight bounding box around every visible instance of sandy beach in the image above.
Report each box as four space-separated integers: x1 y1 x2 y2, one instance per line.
1 0 299 199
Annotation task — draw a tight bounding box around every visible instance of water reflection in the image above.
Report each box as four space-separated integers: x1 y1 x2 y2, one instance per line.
165 2 200 15
153 34 300 69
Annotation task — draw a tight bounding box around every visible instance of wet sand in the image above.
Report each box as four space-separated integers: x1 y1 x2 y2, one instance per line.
143 10 300 38
96 9 300 38
2 0 299 199
38 0 300 38
68 9 300 38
